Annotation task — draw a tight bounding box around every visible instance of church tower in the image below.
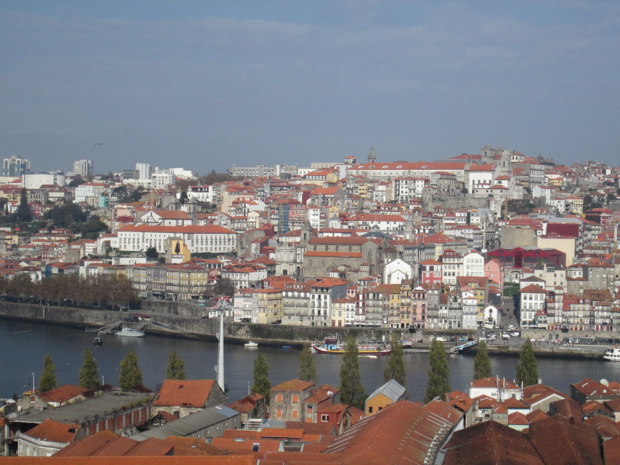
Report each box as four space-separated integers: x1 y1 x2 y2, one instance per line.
367 147 377 163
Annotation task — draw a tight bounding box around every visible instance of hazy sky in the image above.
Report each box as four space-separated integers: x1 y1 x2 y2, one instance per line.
2 1 619 176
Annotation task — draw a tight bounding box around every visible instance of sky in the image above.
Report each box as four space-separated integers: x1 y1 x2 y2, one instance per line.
1 1 619 176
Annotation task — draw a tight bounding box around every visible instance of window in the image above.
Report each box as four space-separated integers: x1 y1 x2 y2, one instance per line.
292 394 299 404
321 414 329 422
276 394 283 403
369 406 373 413
292 409 299 419
276 409 282 419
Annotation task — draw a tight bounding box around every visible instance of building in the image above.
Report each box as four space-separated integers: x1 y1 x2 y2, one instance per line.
72 160 93 177
3 155 30 177
365 379 406 416
270 379 315 422
117 224 238 254
152 379 227 419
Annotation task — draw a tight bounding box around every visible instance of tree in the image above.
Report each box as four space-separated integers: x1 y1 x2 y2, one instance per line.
424 339 450 403
79 348 100 389
39 354 57 392
384 333 405 385
339 335 366 409
145 246 159 260
252 353 271 402
119 349 143 390
473 340 492 380
298 344 317 383
14 188 32 223
516 339 538 387
166 352 186 380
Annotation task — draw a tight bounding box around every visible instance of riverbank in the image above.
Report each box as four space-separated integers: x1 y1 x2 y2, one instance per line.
0 301 608 360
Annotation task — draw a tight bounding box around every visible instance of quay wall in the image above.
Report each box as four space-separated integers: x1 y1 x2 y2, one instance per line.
0 301 392 348
0 301 608 359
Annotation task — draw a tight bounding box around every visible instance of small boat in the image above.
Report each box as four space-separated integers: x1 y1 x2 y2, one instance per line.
604 346 620 361
115 327 145 338
93 336 103 346
244 341 259 348
281 345 293 350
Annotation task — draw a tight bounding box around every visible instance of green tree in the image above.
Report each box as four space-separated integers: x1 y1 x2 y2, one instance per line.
15 188 33 223
252 353 271 402
39 354 57 393
79 348 100 390
119 349 143 390
516 339 538 387
424 340 450 403
298 344 317 383
145 246 159 260
339 335 366 409
384 333 406 385
166 351 186 380
473 341 492 380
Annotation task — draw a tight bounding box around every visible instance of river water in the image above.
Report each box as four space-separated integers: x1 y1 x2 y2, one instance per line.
2 319 620 403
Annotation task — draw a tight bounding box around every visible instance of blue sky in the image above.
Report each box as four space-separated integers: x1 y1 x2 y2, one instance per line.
1 1 619 175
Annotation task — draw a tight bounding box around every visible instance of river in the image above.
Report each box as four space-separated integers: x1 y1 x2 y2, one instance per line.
2 319 620 403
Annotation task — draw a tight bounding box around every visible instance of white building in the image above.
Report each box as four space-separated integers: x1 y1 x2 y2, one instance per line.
117 224 238 254
469 377 522 402
520 284 546 328
463 251 485 277
23 173 66 190
151 170 175 189
383 258 413 284
74 182 106 203
72 159 93 177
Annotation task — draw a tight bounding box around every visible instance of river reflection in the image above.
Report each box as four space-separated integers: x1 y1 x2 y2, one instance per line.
2 319 620 402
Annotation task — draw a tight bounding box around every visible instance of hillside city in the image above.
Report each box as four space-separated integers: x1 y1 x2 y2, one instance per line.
1 145 620 464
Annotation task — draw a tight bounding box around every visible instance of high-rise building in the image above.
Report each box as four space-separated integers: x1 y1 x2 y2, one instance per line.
136 163 152 181
72 159 93 177
3 155 30 177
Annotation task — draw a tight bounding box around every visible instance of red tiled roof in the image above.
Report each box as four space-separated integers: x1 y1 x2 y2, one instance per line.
118 225 237 234
22 419 81 444
153 379 216 408
272 379 315 391
38 384 89 404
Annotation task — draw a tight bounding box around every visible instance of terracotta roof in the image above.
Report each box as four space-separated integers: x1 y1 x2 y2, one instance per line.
38 384 90 404
20 458 255 464
153 379 216 408
528 416 604 465
508 411 529 425
470 377 519 390
323 400 460 465
272 379 315 391
304 251 362 258
443 421 543 465
604 435 620 465
22 419 81 444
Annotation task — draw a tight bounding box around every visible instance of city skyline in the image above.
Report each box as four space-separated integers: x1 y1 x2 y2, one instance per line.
1 1 619 174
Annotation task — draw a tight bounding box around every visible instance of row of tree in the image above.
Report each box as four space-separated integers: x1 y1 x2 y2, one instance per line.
37 349 186 393
36 338 539 409
0 273 139 309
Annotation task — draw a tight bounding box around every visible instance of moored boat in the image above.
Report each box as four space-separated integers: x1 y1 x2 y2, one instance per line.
115 327 145 338
244 341 259 348
604 346 620 361
311 343 391 356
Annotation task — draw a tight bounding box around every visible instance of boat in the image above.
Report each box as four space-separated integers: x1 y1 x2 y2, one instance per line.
282 345 293 350
244 341 259 348
115 327 145 338
93 336 103 346
604 346 620 361
311 343 391 356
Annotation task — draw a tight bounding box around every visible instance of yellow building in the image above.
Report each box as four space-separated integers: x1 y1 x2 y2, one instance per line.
364 379 406 416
